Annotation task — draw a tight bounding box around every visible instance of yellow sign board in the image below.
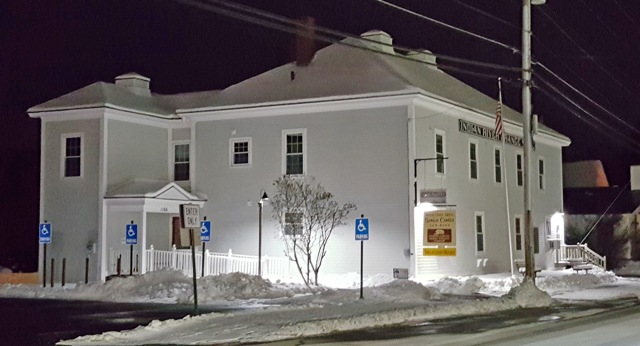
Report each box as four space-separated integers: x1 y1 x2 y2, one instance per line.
423 248 457 256
423 210 456 246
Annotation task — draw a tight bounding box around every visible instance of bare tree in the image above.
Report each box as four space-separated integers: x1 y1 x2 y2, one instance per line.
271 175 356 286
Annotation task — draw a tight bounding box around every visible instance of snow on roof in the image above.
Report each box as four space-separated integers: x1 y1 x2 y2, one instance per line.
26 32 568 142
28 81 180 118
105 179 204 201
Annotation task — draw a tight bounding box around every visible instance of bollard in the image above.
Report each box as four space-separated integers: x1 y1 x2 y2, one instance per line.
117 255 122 276
85 257 89 284
61 258 66 287
50 258 55 288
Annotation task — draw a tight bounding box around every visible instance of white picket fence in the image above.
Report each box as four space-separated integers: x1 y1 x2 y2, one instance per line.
134 245 292 279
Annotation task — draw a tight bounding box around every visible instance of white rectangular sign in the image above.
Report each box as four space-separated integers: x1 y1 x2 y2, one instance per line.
180 204 200 229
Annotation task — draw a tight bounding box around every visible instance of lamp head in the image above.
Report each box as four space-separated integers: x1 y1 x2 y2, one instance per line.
261 191 269 201
531 0 546 5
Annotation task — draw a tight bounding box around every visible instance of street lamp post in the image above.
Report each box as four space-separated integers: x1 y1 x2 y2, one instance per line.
522 0 545 280
258 189 269 276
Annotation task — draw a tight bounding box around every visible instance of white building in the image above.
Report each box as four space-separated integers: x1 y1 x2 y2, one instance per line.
29 31 570 283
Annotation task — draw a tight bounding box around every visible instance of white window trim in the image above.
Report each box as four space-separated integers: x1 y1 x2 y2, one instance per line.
434 129 446 175
515 151 524 187
475 211 485 254
171 140 190 182
514 215 523 251
283 211 304 237
229 137 252 167
60 132 84 179
282 128 307 176
538 156 545 190
494 146 502 184
468 139 478 180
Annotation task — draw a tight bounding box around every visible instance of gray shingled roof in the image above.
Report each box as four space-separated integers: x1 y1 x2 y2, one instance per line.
27 31 569 143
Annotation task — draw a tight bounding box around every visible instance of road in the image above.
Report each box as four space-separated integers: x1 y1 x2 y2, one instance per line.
271 298 640 346
0 298 235 346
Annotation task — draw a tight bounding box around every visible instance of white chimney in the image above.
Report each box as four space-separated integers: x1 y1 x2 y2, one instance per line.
115 73 151 96
631 165 640 191
360 30 395 54
407 49 440 71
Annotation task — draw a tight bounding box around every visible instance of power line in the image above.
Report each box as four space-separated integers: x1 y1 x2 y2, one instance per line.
535 62 640 136
173 0 521 81
371 0 521 54
534 75 640 153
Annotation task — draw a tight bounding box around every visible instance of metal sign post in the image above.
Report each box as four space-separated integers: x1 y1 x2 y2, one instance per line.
200 218 211 277
125 221 138 276
180 204 200 315
39 221 52 287
355 215 369 300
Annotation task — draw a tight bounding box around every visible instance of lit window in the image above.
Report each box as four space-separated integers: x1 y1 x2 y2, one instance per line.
282 129 306 175
284 212 303 236
469 141 478 180
494 148 502 183
516 153 523 187
62 134 82 178
230 138 251 167
475 212 484 252
435 131 445 174
174 143 189 181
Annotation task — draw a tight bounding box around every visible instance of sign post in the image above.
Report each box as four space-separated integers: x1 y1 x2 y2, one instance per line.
125 221 138 276
39 221 52 287
355 214 369 299
200 218 211 277
180 204 200 315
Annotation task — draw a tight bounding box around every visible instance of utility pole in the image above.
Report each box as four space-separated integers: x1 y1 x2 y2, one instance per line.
522 0 545 281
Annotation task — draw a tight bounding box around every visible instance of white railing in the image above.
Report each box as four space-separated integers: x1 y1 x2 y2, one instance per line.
108 248 141 275
139 245 291 279
559 243 607 270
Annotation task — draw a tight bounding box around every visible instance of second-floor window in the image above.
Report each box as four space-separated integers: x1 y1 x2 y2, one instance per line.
283 129 306 175
469 141 478 180
494 148 502 183
174 143 189 181
435 131 445 174
538 158 545 190
516 153 523 187
230 138 251 167
62 134 82 178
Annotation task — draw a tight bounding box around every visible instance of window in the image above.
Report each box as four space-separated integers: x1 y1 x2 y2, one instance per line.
284 212 303 236
230 138 251 167
61 134 82 178
515 216 522 251
538 158 545 190
516 153 523 187
282 129 306 175
475 212 485 252
494 148 502 183
534 227 540 254
435 131 445 174
173 143 190 181
469 141 478 180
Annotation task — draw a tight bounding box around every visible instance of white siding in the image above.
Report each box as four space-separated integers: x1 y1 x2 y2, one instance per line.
194 106 410 278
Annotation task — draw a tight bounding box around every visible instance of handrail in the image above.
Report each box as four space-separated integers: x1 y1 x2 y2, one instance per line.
560 244 606 270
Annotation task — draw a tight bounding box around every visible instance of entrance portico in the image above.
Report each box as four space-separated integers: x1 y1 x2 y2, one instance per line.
100 180 205 281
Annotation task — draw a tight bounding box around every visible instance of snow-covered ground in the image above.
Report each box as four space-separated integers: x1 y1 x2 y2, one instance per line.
1 266 640 345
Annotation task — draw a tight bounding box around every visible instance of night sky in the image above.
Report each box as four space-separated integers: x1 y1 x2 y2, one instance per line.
2 0 639 271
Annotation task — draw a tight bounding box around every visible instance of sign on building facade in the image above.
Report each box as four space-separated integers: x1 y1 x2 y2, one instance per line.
423 210 457 256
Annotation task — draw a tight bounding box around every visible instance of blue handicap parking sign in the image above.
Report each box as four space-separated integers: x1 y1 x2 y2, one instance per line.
200 220 211 242
125 224 138 245
355 218 369 241
39 223 52 244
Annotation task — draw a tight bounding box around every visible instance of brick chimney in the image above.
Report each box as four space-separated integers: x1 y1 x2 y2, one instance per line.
295 16 316 67
115 73 151 96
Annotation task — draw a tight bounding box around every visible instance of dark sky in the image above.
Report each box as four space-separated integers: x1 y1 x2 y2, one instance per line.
2 0 639 271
